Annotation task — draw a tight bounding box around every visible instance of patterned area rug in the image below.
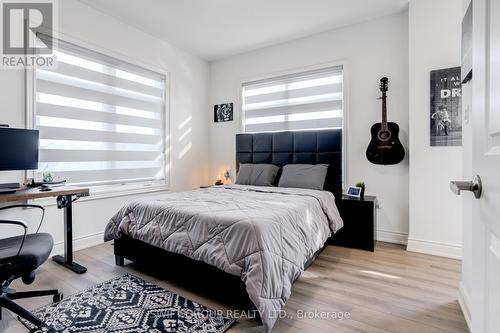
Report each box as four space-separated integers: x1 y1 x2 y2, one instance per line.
20 273 235 333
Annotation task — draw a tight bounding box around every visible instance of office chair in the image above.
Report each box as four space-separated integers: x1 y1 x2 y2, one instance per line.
0 204 62 329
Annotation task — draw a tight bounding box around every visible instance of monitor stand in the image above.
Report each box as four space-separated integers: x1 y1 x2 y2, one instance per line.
0 182 21 194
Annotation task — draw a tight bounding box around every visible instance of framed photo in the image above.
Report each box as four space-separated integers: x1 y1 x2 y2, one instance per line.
430 67 462 146
214 103 233 122
346 186 362 198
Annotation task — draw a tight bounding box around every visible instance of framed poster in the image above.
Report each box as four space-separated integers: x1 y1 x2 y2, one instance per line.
430 67 462 146
214 103 233 122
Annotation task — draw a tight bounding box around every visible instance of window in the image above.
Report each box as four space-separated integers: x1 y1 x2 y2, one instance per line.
242 66 343 133
30 37 168 188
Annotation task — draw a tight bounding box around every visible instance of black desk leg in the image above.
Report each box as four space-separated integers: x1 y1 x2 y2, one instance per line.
52 195 87 274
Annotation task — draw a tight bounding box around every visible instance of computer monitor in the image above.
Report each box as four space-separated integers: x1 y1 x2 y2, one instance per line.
0 127 39 171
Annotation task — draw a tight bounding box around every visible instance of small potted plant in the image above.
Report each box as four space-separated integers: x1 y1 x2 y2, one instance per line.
356 181 366 199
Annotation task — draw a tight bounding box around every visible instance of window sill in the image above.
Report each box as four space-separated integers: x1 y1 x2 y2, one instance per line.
29 183 170 207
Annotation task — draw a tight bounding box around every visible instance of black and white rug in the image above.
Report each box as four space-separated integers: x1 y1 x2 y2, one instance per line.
20 273 235 333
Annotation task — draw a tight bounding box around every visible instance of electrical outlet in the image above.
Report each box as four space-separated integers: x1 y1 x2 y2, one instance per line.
376 199 384 210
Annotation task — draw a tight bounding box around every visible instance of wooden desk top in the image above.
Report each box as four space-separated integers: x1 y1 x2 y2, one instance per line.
0 186 89 203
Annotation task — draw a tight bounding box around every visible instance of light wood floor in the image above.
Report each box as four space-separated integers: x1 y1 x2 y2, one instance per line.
0 242 468 333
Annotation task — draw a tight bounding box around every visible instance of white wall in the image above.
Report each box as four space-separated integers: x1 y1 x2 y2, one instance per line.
407 0 463 258
0 1 466 260
0 0 210 253
209 12 410 243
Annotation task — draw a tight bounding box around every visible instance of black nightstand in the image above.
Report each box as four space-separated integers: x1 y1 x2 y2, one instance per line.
330 195 377 252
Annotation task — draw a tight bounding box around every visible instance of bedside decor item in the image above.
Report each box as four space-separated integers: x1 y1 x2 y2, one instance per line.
430 67 462 146
20 274 235 333
214 103 233 122
366 77 405 165
356 181 366 199
215 175 224 185
346 186 362 198
224 170 230 181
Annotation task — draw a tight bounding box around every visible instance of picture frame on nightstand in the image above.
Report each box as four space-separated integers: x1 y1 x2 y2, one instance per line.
345 186 362 198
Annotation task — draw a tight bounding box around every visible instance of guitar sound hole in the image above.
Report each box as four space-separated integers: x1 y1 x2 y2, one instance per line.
377 130 392 142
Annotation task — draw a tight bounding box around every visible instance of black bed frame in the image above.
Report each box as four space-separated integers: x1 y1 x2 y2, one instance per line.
114 129 343 317
114 235 325 318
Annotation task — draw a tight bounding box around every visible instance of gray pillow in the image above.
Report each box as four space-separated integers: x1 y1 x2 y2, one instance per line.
236 164 279 186
278 164 329 190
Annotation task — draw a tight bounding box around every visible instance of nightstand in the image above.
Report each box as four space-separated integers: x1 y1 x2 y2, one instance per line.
330 195 377 252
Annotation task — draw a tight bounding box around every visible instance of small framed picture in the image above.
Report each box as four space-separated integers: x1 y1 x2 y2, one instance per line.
346 186 362 198
214 103 233 122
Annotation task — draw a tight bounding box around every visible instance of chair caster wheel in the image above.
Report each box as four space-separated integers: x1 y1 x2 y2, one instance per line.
53 293 63 302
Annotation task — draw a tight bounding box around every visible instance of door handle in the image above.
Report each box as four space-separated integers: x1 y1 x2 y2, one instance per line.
450 175 482 199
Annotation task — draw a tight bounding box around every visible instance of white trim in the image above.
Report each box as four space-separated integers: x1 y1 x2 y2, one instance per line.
376 229 408 245
407 237 462 259
237 59 349 191
51 231 104 256
458 281 472 330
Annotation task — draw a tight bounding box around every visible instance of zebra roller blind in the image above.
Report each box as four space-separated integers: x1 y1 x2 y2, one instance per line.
33 37 167 187
242 66 343 133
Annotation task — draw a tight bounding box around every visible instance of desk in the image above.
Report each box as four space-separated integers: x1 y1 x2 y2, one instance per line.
0 186 90 274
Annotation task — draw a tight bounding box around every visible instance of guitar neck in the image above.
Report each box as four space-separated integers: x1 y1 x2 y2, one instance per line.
381 93 387 130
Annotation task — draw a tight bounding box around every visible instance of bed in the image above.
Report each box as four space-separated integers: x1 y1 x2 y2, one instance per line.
104 129 344 332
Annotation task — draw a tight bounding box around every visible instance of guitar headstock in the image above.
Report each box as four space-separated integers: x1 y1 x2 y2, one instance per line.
379 77 389 93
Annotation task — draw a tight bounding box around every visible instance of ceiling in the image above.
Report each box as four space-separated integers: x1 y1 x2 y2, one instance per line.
78 0 409 61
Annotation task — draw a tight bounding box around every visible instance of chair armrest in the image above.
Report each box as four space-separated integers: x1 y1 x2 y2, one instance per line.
0 219 28 260
0 219 28 229
0 204 45 233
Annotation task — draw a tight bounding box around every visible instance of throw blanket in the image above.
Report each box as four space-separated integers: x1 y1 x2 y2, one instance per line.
104 185 343 332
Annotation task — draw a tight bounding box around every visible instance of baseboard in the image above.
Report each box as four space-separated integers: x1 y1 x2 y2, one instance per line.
458 282 471 330
51 231 105 256
407 237 462 259
376 229 408 245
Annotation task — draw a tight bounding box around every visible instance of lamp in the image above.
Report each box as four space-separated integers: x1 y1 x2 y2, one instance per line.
215 170 231 186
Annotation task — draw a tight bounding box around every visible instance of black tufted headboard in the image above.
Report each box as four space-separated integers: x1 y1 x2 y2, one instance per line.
235 129 343 197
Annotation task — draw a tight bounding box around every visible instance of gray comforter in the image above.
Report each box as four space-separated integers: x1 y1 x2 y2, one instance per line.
104 184 343 332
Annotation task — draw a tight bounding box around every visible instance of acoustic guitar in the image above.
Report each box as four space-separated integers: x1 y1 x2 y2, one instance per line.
366 77 405 165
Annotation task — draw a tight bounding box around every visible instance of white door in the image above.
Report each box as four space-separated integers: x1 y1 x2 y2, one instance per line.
470 0 500 331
